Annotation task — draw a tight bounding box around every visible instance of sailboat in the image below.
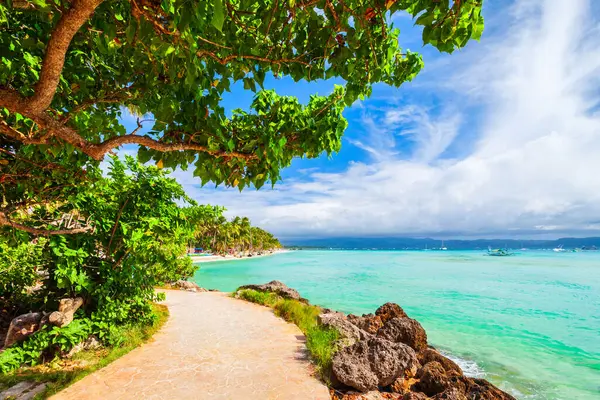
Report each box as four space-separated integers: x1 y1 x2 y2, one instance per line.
441 240 448 251
553 244 566 253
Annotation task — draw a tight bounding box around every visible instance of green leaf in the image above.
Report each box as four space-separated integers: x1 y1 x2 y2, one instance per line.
212 0 225 32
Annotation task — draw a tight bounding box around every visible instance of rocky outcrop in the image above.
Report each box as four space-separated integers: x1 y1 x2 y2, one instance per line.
332 337 418 392
332 391 403 400
173 280 208 292
318 311 370 346
415 361 451 396
347 314 384 334
377 317 428 352
418 348 462 376
3 312 43 348
375 303 408 323
320 300 515 400
402 393 429 400
238 280 302 300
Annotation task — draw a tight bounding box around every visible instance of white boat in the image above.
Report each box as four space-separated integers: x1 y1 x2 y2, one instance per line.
441 240 448 251
553 245 566 253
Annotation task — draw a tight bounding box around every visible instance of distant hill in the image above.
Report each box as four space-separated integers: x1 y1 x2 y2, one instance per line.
281 237 600 250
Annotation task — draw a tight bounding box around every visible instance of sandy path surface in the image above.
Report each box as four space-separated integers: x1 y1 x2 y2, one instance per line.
51 290 329 400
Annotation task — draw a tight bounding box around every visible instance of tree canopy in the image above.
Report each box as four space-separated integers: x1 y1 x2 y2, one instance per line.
0 0 483 233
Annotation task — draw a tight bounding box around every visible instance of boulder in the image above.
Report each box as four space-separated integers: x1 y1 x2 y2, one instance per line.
332 337 418 392
0 381 48 400
174 280 207 292
46 297 84 328
334 391 402 400
433 388 468 400
348 314 384 334
3 312 43 348
377 317 428 352
461 377 516 400
418 349 462 376
318 312 370 346
238 280 301 300
376 303 408 323
414 362 451 396
402 393 430 400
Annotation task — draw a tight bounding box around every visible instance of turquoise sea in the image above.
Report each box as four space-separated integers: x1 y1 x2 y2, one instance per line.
193 250 600 399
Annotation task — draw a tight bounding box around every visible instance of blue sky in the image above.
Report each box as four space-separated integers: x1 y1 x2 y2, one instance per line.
119 0 600 239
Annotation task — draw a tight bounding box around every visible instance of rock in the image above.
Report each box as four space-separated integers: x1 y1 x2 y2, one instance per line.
46 297 84 328
376 303 408 323
318 312 369 346
402 393 430 400
238 280 301 300
377 317 428 352
0 381 47 400
418 349 462 376
332 337 418 392
461 377 516 400
3 312 43 348
63 334 102 358
389 375 419 394
174 280 207 292
335 391 402 400
347 314 384 334
414 362 453 396
432 388 468 400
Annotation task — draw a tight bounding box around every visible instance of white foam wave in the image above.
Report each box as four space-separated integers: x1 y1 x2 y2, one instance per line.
438 349 486 379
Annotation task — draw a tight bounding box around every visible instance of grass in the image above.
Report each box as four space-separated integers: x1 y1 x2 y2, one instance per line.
235 289 339 380
0 303 169 399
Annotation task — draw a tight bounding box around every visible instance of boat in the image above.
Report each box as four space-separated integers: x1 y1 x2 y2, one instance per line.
441 240 448 251
553 245 566 253
486 247 515 257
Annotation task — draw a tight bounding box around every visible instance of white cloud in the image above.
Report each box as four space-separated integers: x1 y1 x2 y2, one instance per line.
175 0 600 238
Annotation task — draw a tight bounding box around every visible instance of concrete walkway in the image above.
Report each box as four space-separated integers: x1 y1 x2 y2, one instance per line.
52 290 329 400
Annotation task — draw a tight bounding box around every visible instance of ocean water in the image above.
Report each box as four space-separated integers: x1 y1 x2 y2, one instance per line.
192 250 600 399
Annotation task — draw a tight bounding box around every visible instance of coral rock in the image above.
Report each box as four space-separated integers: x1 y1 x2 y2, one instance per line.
376 303 409 323
318 311 370 346
418 348 462 376
377 317 428 352
238 280 301 300
332 337 418 392
348 314 384 334
415 362 451 396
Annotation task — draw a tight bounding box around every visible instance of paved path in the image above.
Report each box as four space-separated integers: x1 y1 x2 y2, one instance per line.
52 291 329 400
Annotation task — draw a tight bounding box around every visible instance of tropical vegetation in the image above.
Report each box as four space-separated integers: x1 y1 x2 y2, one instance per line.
0 0 484 380
0 157 279 373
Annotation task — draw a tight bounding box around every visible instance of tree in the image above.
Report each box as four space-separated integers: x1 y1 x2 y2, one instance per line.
0 0 484 233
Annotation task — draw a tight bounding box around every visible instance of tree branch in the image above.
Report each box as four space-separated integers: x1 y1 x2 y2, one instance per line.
89 134 258 160
0 212 93 236
27 0 105 113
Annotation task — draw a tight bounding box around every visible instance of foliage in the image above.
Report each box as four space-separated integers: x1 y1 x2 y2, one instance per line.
0 157 194 372
188 210 281 255
0 238 48 310
3 156 196 324
0 0 484 234
235 288 339 376
0 304 168 396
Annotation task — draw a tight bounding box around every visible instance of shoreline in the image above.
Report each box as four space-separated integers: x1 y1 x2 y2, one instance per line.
189 249 290 263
